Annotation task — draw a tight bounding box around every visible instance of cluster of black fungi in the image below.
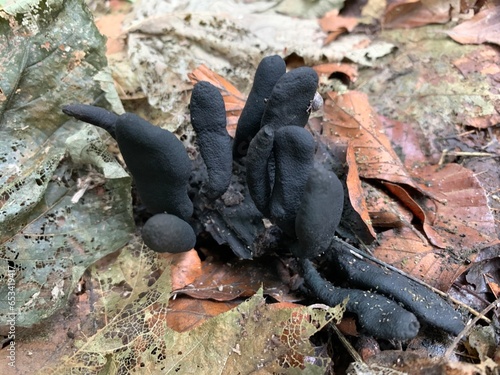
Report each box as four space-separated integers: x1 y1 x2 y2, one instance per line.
63 55 465 341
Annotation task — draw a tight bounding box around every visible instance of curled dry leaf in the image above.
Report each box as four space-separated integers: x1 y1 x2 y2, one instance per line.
313 62 359 85
363 180 414 228
446 4 500 47
346 144 377 238
188 64 247 137
318 9 359 45
383 0 455 29
323 91 421 189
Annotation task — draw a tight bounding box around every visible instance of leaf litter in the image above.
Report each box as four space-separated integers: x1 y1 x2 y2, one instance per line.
3 0 500 373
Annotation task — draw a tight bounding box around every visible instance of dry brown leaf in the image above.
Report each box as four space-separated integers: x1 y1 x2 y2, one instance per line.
346 144 377 238
374 226 468 290
380 163 497 251
172 258 298 303
166 297 239 332
363 181 414 228
412 163 498 250
166 249 203 290
313 62 359 84
447 4 500 46
188 64 246 137
323 91 420 189
95 13 127 55
379 116 432 165
383 0 454 29
318 9 359 45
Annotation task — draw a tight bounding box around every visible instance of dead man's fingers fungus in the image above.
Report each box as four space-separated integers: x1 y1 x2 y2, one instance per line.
63 104 193 220
190 81 232 200
233 55 286 158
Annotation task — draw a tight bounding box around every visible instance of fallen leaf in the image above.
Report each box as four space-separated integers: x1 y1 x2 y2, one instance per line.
188 64 246 137
313 62 359 84
446 4 500 47
363 180 414 228
323 91 421 189
411 163 498 250
383 0 456 29
374 226 468 290
346 144 377 238
166 297 239 332
318 9 359 45
0 0 134 329
166 249 203 290
173 257 299 303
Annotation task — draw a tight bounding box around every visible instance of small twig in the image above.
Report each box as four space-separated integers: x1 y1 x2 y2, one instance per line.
444 297 500 359
330 323 363 363
439 149 498 165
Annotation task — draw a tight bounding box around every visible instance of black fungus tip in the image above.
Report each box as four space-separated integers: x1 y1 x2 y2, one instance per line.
260 66 319 130
115 113 193 220
246 125 275 216
293 167 344 258
142 213 196 253
190 81 232 199
62 104 118 139
269 126 315 235
334 248 465 335
302 259 420 341
233 55 286 158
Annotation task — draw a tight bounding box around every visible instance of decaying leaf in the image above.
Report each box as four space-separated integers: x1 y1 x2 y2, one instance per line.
446 4 500 47
321 89 497 290
173 257 298 303
319 9 359 45
188 64 246 136
0 0 134 328
345 144 377 238
374 227 468 291
383 0 459 29
323 91 421 189
46 245 343 374
167 297 239 332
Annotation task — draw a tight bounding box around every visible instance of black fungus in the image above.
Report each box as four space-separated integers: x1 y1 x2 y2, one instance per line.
116 113 193 219
269 126 315 235
190 81 232 199
292 167 344 258
63 104 193 220
302 259 420 341
260 66 319 130
233 55 286 158
63 104 118 139
142 213 196 253
246 125 275 216
333 247 465 335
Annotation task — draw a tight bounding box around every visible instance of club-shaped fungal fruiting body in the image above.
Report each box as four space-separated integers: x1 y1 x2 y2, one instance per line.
62 55 465 341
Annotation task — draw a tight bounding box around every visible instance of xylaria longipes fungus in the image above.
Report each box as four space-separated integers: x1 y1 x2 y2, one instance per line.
63 55 465 341
62 104 193 220
233 55 286 158
190 81 232 200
